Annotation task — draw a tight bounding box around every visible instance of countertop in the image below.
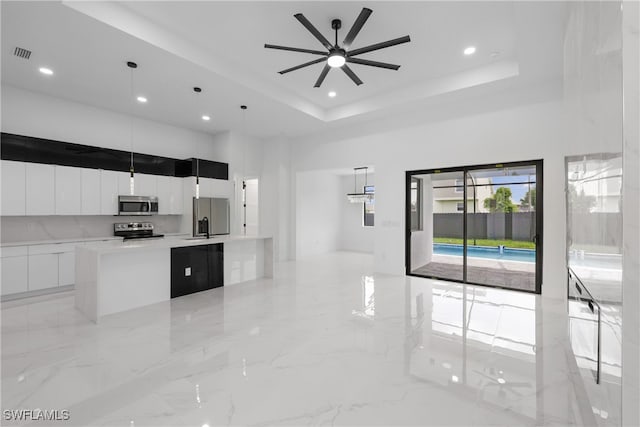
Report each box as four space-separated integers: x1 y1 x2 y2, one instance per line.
79 234 272 255
0 233 190 248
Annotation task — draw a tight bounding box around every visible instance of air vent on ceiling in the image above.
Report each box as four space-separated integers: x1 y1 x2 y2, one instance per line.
14 47 32 59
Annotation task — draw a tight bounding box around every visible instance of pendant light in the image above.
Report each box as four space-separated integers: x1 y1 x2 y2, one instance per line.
193 87 203 199
347 167 374 203
127 61 137 195
195 158 200 199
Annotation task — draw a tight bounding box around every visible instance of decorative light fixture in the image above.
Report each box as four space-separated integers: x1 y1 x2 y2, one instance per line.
347 167 374 203
327 49 346 68
193 87 204 199
195 158 200 199
264 9 411 88
127 61 137 195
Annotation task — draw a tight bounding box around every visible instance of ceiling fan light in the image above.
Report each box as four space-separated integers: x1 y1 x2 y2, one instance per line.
328 53 346 68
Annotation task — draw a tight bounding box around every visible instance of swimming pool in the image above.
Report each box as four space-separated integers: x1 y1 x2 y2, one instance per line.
433 243 535 263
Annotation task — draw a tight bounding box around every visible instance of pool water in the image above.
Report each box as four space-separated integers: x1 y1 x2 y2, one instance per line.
433 243 535 263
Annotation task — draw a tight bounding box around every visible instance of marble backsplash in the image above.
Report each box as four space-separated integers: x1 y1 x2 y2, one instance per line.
0 215 184 243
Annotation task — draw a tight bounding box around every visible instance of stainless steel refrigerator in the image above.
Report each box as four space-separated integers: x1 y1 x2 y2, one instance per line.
193 197 230 236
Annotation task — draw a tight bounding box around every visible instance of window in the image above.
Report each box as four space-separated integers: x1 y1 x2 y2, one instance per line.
456 202 465 212
410 178 423 231
454 179 464 193
364 185 375 227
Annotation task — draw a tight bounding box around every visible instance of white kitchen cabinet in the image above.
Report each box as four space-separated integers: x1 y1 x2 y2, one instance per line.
157 176 171 215
118 171 132 196
58 251 75 286
2 242 84 297
1 246 28 295
28 253 58 291
55 165 82 215
137 173 157 197
101 170 121 215
171 177 184 214
196 177 212 198
118 172 156 197
81 168 101 215
26 163 55 216
157 176 184 215
1 160 26 216
199 177 233 199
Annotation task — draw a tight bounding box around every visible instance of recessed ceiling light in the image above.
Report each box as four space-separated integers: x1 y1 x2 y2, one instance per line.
136 96 147 103
497 378 506 384
463 46 476 56
39 67 53 75
328 91 337 98
202 115 211 121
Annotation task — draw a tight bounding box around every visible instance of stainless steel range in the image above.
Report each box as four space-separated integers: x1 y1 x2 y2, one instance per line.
114 222 165 241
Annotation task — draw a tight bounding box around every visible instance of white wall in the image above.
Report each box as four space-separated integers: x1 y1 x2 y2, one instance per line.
260 137 292 261
295 170 341 259
564 1 626 422
622 0 640 424
339 174 375 253
290 100 569 299
210 130 264 236
1 85 216 159
244 178 259 236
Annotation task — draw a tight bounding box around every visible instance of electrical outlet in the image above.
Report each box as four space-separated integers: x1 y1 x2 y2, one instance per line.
185 267 191 277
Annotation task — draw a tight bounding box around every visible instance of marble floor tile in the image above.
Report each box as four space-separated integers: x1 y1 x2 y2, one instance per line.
1 253 613 426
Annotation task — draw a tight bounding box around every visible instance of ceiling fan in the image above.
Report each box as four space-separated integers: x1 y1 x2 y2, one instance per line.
265 8 411 88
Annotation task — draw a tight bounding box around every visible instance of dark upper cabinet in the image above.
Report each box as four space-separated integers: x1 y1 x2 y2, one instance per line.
170 243 223 298
1 133 228 180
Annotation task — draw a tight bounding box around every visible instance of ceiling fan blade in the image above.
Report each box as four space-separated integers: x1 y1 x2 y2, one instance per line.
346 57 400 70
265 44 328 56
314 64 331 88
341 64 363 86
348 35 411 57
342 7 372 48
278 57 326 74
294 13 334 50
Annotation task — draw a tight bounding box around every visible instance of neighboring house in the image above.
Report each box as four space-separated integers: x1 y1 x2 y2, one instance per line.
433 178 493 213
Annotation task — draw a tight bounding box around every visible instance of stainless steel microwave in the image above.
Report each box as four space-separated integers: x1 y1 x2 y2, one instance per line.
118 195 159 216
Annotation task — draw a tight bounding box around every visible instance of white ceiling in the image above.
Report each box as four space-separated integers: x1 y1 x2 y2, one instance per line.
1 1 569 139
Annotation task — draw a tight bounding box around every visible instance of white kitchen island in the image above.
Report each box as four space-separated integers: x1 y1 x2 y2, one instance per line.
75 235 273 322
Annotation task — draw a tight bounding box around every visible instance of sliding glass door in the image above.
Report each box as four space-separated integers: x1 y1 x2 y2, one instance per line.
409 171 465 282
406 160 543 294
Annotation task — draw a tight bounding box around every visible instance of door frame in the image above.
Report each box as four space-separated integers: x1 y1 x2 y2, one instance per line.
405 159 544 294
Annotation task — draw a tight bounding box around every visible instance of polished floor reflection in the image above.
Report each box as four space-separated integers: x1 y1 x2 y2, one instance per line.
413 255 535 291
1 253 608 426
